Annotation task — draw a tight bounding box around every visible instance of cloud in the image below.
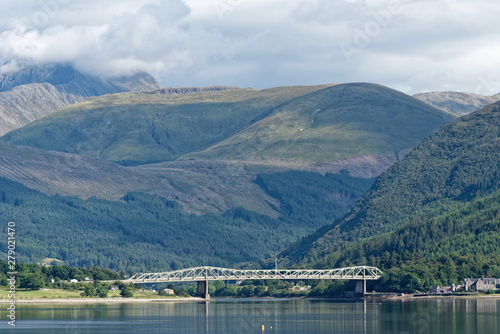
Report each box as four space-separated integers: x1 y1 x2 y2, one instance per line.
0 0 499 94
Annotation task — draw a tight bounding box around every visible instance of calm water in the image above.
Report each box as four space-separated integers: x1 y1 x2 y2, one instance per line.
1 298 499 333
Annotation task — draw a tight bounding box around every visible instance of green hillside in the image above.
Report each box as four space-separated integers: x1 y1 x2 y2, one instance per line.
184 83 456 162
0 83 454 166
0 85 329 166
281 101 500 270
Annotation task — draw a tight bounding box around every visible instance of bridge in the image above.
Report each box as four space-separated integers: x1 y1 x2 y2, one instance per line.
126 266 383 299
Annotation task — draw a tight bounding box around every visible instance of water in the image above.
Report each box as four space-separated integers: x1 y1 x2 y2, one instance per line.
1 298 499 333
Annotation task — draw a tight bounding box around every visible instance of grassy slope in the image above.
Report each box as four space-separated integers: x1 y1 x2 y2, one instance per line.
281 101 500 264
1 83 454 166
1 86 330 165
184 83 456 162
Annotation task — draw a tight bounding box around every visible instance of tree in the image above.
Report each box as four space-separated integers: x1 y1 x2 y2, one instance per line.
186 285 197 296
119 270 126 280
0 276 8 286
19 273 44 291
113 280 126 290
239 285 255 297
208 280 225 295
81 286 97 297
254 286 267 296
93 271 108 281
96 285 109 298
266 286 278 296
170 261 183 270
120 287 133 298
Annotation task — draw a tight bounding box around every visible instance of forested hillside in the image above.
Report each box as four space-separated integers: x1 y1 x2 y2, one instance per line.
315 190 500 292
255 171 375 229
0 170 373 271
282 101 500 265
0 177 299 271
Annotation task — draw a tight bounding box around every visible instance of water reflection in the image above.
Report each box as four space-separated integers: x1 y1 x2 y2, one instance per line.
0 298 499 333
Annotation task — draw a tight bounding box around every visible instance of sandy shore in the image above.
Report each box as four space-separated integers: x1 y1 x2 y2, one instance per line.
0 297 206 304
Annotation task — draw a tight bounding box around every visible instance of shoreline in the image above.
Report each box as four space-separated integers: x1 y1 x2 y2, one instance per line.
1 294 499 304
0 297 206 304
365 294 500 300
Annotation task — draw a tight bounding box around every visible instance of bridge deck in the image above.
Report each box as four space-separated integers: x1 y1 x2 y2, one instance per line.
126 266 382 283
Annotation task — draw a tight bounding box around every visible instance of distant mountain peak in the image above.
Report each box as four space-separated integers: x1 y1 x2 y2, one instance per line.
0 63 161 135
413 91 500 116
0 63 160 93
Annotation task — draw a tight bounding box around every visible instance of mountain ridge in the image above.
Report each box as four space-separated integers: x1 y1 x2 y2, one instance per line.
185 83 456 162
0 64 161 135
1 82 456 167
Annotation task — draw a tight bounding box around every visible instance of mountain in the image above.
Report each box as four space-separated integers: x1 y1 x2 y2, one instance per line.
413 91 500 116
0 64 161 135
1 83 455 168
0 82 460 270
281 101 500 268
0 143 376 270
185 83 457 163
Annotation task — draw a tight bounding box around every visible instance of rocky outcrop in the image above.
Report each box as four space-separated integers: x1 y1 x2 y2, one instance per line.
138 86 239 95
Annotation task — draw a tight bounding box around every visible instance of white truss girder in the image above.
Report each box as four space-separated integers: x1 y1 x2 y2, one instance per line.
127 266 382 283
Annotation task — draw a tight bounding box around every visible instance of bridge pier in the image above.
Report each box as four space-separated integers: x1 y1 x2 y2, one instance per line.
197 280 210 300
355 279 366 295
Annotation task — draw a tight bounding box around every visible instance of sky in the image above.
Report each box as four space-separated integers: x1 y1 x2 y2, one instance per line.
0 0 499 95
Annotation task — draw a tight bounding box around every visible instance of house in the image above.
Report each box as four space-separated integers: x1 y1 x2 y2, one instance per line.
109 285 120 291
429 286 451 294
464 278 500 291
226 280 243 286
163 288 175 295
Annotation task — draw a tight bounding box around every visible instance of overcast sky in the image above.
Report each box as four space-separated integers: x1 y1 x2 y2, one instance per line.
0 0 499 94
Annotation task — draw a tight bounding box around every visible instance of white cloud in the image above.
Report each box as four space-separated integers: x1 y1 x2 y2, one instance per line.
0 0 499 94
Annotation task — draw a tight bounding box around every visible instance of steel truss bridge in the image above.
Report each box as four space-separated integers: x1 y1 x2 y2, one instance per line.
126 266 383 298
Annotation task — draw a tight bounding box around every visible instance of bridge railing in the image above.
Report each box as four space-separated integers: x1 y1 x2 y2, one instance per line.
127 266 382 283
